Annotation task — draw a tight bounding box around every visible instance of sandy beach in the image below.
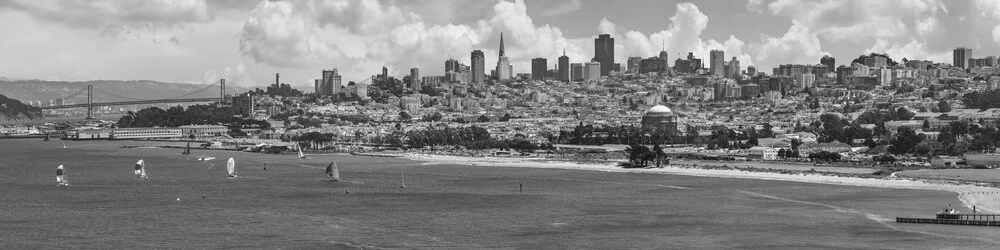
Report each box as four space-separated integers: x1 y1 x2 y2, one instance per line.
403 153 1000 213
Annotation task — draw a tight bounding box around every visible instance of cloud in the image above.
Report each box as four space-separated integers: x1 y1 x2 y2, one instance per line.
540 0 583 17
976 0 1000 43
767 0 943 43
864 38 950 63
915 17 940 38
309 0 420 35
745 0 765 13
203 62 254 87
749 22 826 69
238 0 347 68
0 0 212 42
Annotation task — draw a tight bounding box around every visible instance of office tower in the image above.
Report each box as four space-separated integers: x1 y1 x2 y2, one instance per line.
863 56 887 68
410 67 421 91
954 47 972 69
471 50 485 82
710 50 725 77
531 58 547 80
496 33 511 81
584 62 601 81
558 50 570 82
321 69 341 96
445 59 460 73
820 55 835 72
627 57 642 74
727 56 740 79
594 34 615 76
798 73 815 88
659 50 669 67
571 63 584 81
314 79 320 94
747 65 757 75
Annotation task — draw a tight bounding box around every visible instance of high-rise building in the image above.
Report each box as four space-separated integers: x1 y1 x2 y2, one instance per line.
496 33 511 81
445 59 460 73
820 55 835 72
531 58 547 80
314 79 320 94
410 68 421 91
726 56 740 79
710 50 725 77
571 63 584 81
321 69 342 96
798 73 815 88
954 47 972 69
627 57 642 74
863 56 887 68
747 65 757 75
658 50 669 69
471 50 485 82
584 62 601 81
558 50 570 82
594 34 615 76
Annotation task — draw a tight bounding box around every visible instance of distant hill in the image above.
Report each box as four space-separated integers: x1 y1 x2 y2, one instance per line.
0 79 250 105
0 94 42 121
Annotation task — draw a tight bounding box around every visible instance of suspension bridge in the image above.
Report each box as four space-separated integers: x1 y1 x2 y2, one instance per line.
39 79 236 119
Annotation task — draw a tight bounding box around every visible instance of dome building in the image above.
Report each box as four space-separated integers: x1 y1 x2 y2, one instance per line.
641 105 678 132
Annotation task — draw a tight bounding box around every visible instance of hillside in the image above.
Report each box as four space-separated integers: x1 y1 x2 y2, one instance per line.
0 79 250 105
0 94 42 121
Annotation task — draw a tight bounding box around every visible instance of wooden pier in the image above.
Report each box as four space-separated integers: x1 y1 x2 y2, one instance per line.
896 213 1000 227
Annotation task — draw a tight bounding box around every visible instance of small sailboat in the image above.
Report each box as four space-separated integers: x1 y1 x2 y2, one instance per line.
182 142 191 155
56 165 68 186
400 172 406 189
298 146 306 159
326 161 339 181
61 140 66 149
226 157 237 178
134 159 148 179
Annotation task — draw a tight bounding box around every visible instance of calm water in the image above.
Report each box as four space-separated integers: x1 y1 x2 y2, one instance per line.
2 139 999 248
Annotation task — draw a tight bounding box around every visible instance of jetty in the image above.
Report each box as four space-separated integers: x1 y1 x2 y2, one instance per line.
897 212 1000 227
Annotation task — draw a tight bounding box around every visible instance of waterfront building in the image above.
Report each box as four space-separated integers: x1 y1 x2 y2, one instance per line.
111 128 183 140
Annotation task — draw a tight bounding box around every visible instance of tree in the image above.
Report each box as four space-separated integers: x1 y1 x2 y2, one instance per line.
623 144 655 168
896 107 915 120
889 127 923 155
477 115 490 123
399 111 412 122
424 112 443 122
937 100 952 112
500 113 512 122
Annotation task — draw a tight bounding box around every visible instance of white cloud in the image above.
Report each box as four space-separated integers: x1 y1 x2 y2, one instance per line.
975 0 1000 42
238 0 347 68
767 0 943 43
203 62 254 87
540 0 583 17
0 0 212 42
749 22 826 69
915 17 939 38
745 0 765 13
309 0 419 35
864 38 949 63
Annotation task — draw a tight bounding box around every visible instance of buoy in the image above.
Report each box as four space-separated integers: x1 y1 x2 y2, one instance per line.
201 194 207 199
176 198 181 201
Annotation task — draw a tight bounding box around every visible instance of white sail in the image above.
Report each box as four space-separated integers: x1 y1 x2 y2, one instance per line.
61 140 66 148
333 161 340 180
400 172 405 188
139 160 147 178
135 159 144 178
226 157 236 177
298 146 306 159
56 165 66 186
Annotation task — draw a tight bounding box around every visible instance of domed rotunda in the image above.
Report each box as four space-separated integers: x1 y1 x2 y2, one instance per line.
640 105 678 132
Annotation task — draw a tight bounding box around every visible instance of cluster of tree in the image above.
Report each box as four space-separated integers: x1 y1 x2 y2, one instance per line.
398 126 491 148
247 83 303 97
850 53 898 67
116 105 269 130
552 123 679 146
622 144 668 168
777 148 800 158
962 90 1000 110
0 94 42 120
808 151 842 162
872 154 897 163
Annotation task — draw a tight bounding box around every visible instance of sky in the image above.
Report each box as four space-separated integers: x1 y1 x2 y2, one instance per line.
1 0 1000 89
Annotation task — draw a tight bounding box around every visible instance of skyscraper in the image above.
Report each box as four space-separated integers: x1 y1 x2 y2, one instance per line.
471 50 485 82
594 34 614 76
410 67 421 91
627 57 642 74
558 50 570 82
571 63 584 81
321 69 341 96
531 58 547 80
954 47 972 69
710 50 725 77
584 62 601 81
445 59 460 73
727 56 740 79
496 33 511 81
658 50 670 70
820 55 835 72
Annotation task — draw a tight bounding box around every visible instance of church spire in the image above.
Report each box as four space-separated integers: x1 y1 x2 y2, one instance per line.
499 32 505 57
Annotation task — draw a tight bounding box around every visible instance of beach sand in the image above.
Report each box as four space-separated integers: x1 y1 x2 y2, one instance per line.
403 153 1000 213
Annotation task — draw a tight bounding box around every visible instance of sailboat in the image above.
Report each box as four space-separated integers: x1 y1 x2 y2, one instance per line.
134 159 147 179
326 161 339 181
298 146 306 159
56 165 68 186
182 142 191 155
226 157 237 178
61 140 66 149
400 172 406 189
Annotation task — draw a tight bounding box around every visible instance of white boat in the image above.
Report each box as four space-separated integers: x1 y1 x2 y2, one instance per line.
56 165 67 186
326 161 339 181
135 159 147 179
226 157 237 178
400 172 406 188
298 146 306 159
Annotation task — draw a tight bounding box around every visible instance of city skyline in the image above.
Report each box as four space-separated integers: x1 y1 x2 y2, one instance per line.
2 0 1000 88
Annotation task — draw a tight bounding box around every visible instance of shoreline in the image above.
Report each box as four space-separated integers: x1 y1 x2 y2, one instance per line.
400 153 1000 214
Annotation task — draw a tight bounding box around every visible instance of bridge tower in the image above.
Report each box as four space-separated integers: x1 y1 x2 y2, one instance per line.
220 78 226 105
85 85 94 120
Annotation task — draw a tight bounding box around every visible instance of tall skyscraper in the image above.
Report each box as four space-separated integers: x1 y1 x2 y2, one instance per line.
321 69 341 96
710 50 725 77
410 67 421 91
584 62 601 81
727 56 740 79
954 47 972 69
627 57 642 74
658 50 669 70
531 58 547 80
820 55 835 72
445 59 460 73
558 50 570 82
496 33 511 81
594 34 614 76
571 63 584 81
471 50 485 82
